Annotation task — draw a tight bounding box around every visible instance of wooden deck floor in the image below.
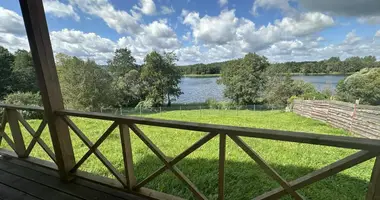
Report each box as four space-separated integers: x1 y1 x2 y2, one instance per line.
0 154 148 200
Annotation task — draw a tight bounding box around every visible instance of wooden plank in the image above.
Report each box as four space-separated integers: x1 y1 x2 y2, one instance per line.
56 109 380 151
119 124 136 190
134 132 217 189
0 169 81 200
0 104 44 112
254 150 378 200
229 135 304 200
366 156 380 200
2 155 149 200
19 0 75 180
0 182 41 200
70 122 118 172
218 133 226 200
129 124 207 200
6 109 26 157
0 159 125 200
62 116 127 187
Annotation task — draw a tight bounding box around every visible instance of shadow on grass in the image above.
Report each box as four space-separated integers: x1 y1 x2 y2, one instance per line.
128 155 369 200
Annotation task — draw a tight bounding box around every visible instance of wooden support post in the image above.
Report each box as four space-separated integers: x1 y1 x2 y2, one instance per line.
6 109 26 157
19 0 75 180
218 133 226 200
119 124 136 190
366 156 380 200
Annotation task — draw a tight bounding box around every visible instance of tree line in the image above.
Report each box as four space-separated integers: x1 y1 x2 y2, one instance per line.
180 55 380 75
0 46 182 111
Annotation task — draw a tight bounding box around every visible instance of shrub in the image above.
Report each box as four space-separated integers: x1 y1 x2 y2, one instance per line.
3 92 43 119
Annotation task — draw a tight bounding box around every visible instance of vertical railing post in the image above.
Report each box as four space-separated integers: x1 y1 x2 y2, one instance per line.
366 157 380 200
6 109 26 157
120 123 136 190
218 133 226 200
19 0 75 181
0 111 8 146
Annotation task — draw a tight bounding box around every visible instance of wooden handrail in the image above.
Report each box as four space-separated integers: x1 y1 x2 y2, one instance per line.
0 104 44 112
53 109 380 151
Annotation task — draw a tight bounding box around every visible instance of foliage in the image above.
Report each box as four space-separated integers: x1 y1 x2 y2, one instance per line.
336 68 380 105
205 98 236 109
107 48 137 77
180 55 380 76
140 51 182 107
5 110 371 200
56 54 116 110
3 92 42 119
11 50 39 93
0 46 14 99
219 53 269 104
113 69 142 107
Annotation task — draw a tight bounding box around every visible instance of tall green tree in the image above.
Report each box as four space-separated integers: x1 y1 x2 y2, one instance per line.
113 69 142 107
12 50 39 93
336 68 380 105
57 54 116 110
219 53 269 104
0 46 14 99
108 48 137 77
140 51 182 107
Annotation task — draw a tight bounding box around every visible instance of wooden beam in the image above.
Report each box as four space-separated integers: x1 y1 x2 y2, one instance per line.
254 150 377 199
134 132 217 189
129 124 207 200
18 0 75 180
366 156 380 200
218 133 226 200
62 116 127 187
119 124 136 190
229 135 304 200
6 109 26 157
0 111 8 146
70 122 118 172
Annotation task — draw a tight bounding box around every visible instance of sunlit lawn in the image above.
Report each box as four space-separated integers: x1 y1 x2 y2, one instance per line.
1 110 374 199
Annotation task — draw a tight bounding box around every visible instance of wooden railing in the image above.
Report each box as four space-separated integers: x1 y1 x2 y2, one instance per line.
1 104 380 199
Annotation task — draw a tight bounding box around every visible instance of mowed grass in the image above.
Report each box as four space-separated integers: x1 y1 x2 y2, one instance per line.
1 110 374 200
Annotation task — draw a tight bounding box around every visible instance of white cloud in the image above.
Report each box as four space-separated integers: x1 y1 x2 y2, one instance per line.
0 7 25 35
183 9 238 45
0 33 29 52
182 32 191 41
251 0 296 16
237 12 334 51
343 30 361 45
218 0 228 7
376 30 380 37
161 5 175 15
43 0 80 21
358 16 380 24
133 0 156 16
70 0 142 34
50 29 116 63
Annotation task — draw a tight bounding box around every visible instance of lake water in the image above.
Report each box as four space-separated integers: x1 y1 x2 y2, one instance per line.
176 75 346 103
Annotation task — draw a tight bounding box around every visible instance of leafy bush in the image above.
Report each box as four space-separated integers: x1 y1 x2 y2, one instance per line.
205 98 236 109
3 92 43 119
336 68 380 105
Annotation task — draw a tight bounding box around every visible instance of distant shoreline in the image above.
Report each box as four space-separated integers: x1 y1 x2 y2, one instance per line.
183 72 350 78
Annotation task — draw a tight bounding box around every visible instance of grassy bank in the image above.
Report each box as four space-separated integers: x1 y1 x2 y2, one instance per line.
2 110 373 199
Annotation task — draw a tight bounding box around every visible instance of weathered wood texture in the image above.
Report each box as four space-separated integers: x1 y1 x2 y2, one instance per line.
19 0 75 180
293 100 380 139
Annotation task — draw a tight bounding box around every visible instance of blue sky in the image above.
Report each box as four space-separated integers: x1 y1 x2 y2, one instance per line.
1 0 380 65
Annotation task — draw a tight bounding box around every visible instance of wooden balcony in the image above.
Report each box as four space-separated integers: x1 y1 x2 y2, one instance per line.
1 104 380 199
2 0 380 199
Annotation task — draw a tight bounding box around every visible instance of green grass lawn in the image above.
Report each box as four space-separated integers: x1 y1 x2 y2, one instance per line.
1 110 374 199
